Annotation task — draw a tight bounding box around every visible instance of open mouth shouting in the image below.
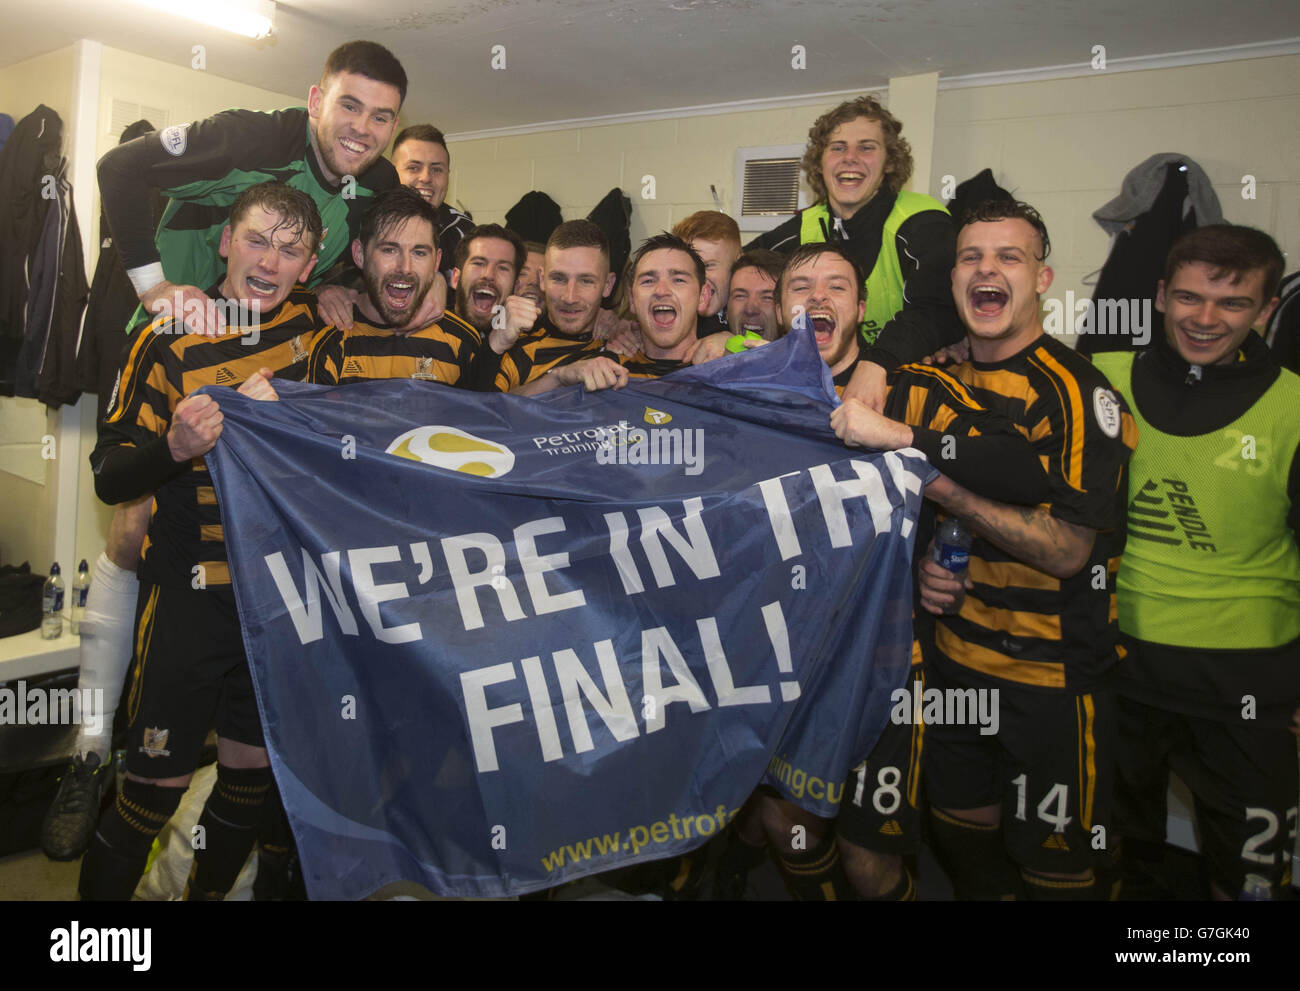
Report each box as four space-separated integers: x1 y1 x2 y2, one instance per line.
469 280 500 319
521 285 545 306
383 275 417 313
650 300 678 330
968 282 1010 320
807 307 837 347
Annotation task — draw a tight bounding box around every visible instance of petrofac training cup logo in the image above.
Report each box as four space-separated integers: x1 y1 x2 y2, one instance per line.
385 426 515 477
1093 387 1121 439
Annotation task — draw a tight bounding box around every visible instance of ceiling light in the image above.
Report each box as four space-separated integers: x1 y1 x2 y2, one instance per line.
132 0 276 40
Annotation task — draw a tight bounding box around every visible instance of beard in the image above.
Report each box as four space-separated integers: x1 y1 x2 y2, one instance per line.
364 267 432 328
455 277 501 332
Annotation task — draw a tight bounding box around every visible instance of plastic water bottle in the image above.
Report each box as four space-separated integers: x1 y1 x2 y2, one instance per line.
71 559 90 635
933 519 972 615
41 562 65 639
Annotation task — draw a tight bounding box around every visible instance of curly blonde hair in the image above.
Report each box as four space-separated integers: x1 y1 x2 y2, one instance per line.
802 95 913 203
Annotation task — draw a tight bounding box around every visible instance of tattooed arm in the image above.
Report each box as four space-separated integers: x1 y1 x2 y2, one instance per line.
926 475 1096 580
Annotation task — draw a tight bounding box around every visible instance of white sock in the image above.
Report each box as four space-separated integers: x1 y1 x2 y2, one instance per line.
74 552 138 761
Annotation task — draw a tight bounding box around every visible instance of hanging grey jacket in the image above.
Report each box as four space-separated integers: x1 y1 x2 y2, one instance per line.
1092 152 1221 234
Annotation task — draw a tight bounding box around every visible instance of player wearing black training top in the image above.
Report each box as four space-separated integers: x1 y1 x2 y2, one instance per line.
99 41 404 334
390 124 474 284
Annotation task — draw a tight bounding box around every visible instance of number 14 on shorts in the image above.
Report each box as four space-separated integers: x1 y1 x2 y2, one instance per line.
1012 773 1072 832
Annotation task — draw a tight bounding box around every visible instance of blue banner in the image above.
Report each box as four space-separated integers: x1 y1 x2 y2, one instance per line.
203 329 935 899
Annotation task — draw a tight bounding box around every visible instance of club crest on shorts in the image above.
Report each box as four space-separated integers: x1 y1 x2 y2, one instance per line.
386 425 515 477
643 406 672 425
141 727 171 758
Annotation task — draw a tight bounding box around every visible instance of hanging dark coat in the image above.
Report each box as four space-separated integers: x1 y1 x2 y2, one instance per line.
77 119 161 424
0 105 89 407
27 162 89 408
586 188 632 307
1081 155 1222 356
504 191 563 246
947 167 1014 227
1265 270 1300 376
0 105 63 371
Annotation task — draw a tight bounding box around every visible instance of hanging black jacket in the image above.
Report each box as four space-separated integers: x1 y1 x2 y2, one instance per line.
587 189 631 307
1265 270 1300 376
505 191 563 245
1082 158 1220 356
0 105 63 367
26 163 89 407
0 106 89 406
947 167 1014 228
77 119 161 424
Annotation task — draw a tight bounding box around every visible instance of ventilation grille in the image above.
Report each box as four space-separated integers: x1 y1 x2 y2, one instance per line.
734 145 807 231
109 98 169 136
740 157 801 216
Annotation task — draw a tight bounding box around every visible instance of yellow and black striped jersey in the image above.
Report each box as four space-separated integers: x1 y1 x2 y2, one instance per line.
833 360 1049 507
307 307 482 386
931 333 1138 692
836 360 999 433
91 287 322 589
493 322 607 391
615 351 690 380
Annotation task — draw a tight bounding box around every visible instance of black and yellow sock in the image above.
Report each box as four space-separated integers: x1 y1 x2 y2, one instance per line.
777 833 856 901
78 779 184 901
185 764 271 900
927 808 1024 900
253 777 305 900
865 866 917 901
1022 869 1100 901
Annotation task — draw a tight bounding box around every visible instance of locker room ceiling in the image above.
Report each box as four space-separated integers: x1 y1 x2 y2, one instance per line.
4 0 1299 134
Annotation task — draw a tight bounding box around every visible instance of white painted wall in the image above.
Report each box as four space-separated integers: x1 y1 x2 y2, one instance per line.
0 43 299 575
443 52 1299 316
